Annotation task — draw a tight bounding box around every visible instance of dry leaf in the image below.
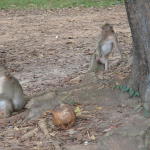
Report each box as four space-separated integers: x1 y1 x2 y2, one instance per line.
90 135 96 140
74 106 82 116
96 106 103 110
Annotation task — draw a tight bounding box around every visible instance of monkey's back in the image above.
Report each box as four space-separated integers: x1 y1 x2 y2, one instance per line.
0 75 25 110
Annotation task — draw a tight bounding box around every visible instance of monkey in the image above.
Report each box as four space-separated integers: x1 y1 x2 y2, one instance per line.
0 97 13 117
0 66 26 117
89 23 121 72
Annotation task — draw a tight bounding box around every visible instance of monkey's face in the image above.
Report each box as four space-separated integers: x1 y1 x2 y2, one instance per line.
102 24 114 34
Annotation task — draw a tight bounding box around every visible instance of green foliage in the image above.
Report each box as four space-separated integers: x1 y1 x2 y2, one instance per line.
0 0 124 9
114 85 140 97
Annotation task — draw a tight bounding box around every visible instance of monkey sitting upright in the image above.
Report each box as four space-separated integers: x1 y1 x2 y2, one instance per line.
0 66 26 117
89 23 122 72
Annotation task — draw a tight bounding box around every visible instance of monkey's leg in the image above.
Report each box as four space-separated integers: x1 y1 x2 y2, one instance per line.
0 99 13 117
99 57 108 71
105 60 109 71
13 91 26 111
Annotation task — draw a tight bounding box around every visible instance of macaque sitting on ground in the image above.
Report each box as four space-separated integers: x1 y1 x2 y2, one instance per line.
0 66 26 117
89 23 122 72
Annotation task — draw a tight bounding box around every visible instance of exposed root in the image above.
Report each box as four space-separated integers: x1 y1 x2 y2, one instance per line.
21 127 39 140
38 118 49 137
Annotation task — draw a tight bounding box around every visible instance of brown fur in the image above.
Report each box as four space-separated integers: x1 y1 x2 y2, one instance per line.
88 23 121 72
0 66 26 118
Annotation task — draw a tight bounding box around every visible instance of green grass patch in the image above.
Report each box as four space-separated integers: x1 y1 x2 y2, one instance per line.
0 0 124 9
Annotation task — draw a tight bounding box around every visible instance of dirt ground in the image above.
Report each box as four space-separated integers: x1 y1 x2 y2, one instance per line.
0 5 137 150
0 5 131 96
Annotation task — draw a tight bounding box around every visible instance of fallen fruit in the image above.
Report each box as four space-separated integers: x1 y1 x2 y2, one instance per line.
51 104 76 129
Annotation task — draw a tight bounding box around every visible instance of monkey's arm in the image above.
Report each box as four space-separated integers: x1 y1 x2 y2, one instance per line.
96 41 102 58
113 35 122 58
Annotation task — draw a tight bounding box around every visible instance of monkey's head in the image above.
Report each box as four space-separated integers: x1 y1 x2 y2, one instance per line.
101 23 114 34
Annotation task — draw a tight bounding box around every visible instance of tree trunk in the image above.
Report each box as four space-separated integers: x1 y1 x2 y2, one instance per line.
125 0 150 115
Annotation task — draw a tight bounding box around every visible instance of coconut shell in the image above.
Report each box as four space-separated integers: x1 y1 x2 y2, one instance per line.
51 104 76 129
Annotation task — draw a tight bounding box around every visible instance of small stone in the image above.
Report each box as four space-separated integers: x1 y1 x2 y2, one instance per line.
84 141 88 145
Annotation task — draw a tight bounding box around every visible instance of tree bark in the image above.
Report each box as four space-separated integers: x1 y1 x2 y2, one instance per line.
125 0 150 114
